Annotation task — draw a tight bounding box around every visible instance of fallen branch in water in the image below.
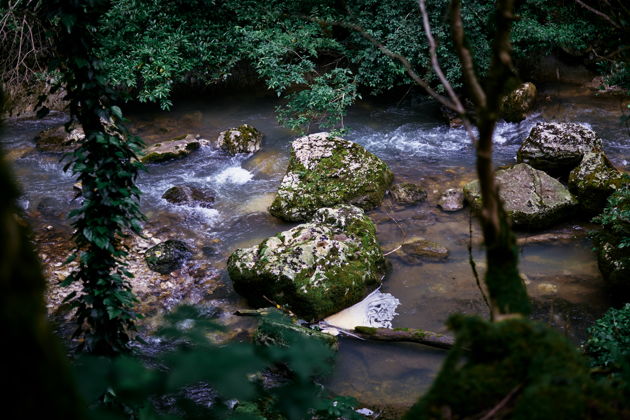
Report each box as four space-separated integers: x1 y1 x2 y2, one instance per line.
353 326 455 350
235 308 455 350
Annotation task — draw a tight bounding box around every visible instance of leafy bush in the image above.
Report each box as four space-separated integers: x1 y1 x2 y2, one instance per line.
584 303 630 380
73 306 357 420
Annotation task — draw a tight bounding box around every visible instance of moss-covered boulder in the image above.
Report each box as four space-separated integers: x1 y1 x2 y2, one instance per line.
464 163 577 229
389 183 427 205
500 82 537 122
517 122 602 177
140 134 206 163
145 240 193 274
269 133 393 222
568 152 624 215
216 124 263 155
162 184 215 208
227 205 386 321
404 316 626 419
34 123 84 153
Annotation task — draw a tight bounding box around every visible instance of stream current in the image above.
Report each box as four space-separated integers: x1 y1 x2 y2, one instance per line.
1 85 628 410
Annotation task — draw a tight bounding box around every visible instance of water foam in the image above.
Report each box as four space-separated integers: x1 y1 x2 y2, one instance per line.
213 167 253 185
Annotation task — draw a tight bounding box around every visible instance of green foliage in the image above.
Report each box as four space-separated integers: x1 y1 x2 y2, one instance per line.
404 315 627 419
41 0 145 355
73 306 355 420
585 303 630 382
593 176 630 250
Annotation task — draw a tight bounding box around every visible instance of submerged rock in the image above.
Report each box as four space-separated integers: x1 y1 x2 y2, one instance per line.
140 134 206 163
438 188 465 212
500 82 537 122
215 124 263 155
227 205 386 321
464 163 578 229
269 133 393 222
145 240 193 274
389 183 427 205
397 237 449 264
517 122 602 177
162 185 215 208
568 152 624 215
34 123 84 153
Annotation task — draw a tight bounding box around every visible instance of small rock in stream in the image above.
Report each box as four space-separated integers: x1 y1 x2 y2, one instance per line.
437 188 465 212
145 240 193 274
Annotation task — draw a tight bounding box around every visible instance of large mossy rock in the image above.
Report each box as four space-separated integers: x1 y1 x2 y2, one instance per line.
404 316 625 420
500 82 537 122
216 124 262 155
227 205 386 321
34 123 84 153
145 240 193 274
269 133 393 222
517 122 602 177
464 163 577 229
568 152 624 215
140 134 205 163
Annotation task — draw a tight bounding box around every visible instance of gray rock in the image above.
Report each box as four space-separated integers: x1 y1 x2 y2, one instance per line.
517 122 602 177
145 240 193 274
140 134 207 163
397 237 449 264
269 133 393 222
227 205 386 321
34 123 84 153
216 124 263 155
568 152 624 215
464 163 578 229
390 183 427 205
162 185 215 208
500 82 537 123
438 188 465 212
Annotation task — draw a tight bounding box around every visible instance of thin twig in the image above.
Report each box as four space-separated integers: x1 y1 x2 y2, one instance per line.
468 208 490 313
573 0 621 29
480 385 522 420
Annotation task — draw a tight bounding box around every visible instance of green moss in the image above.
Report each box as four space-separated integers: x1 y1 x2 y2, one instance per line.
270 136 393 221
404 316 626 419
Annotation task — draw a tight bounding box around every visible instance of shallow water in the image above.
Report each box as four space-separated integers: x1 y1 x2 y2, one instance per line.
1 87 627 408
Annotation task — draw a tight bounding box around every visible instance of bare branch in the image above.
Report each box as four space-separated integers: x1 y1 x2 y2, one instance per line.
450 0 487 110
574 0 621 29
303 16 460 112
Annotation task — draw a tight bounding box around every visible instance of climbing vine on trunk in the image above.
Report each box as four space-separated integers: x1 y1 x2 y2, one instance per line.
41 0 144 355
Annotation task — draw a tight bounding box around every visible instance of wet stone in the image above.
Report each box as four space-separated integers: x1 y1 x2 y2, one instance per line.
162 184 215 208
215 124 263 155
437 188 465 212
145 240 194 274
397 237 449 264
389 183 427 205
517 122 602 177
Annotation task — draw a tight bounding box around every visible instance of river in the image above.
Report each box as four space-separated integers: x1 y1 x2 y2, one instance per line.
1 83 628 412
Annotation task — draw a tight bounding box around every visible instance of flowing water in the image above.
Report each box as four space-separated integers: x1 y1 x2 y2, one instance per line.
1 85 628 411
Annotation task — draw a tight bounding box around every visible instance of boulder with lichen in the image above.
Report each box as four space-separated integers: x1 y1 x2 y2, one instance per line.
269 133 393 222
228 205 386 321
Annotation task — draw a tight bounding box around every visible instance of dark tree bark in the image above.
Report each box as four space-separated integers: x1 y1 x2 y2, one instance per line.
0 87 84 419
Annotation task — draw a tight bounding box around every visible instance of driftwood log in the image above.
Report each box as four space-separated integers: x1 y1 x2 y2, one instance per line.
235 308 455 350
353 326 454 349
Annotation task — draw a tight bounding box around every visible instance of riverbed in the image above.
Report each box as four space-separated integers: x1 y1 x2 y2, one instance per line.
1 83 628 412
